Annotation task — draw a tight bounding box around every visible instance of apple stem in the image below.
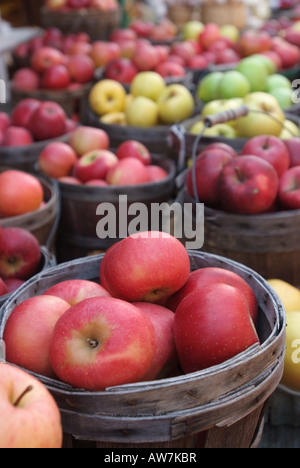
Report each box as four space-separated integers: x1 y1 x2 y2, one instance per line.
86 338 98 349
13 385 33 407
262 137 270 150
234 166 245 183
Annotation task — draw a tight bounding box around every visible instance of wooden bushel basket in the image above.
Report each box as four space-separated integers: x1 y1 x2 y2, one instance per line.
201 0 247 29
0 251 286 448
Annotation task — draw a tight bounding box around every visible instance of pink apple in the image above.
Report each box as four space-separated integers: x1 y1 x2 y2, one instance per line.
166 267 258 325
2 127 34 147
59 176 82 185
0 227 41 280
69 125 110 156
3 295 71 377
133 302 178 381
131 43 159 71
0 277 9 297
43 279 111 306
106 157 150 186
38 142 78 179
0 363 63 448
74 149 118 182
284 138 300 167
146 165 168 182
238 29 272 57
174 282 260 373
130 19 154 38
0 112 11 133
198 23 221 50
186 55 208 70
116 140 151 165
100 231 191 304
49 296 156 390
110 28 137 43
104 58 138 84
31 46 65 74
89 41 121 68
241 135 290 177
4 278 25 293
171 41 196 65
155 61 186 78
219 155 279 214
85 179 109 187
12 68 40 91
278 166 300 210
41 64 71 90
67 54 95 84
10 98 41 129
0 170 44 218
28 101 67 141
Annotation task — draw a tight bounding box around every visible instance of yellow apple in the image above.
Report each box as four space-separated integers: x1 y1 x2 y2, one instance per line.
235 92 285 138
130 71 166 102
100 112 127 125
281 310 300 391
189 120 237 138
267 279 300 313
125 96 159 127
89 79 127 116
279 119 300 139
220 24 239 42
157 84 195 125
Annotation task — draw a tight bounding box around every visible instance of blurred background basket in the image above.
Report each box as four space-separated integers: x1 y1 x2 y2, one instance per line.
201 0 247 29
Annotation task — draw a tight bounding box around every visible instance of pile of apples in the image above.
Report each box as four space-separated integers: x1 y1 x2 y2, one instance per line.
2 231 260 391
0 98 74 146
38 125 169 186
186 135 300 214
88 72 195 127
45 0 118 12
0 226 42 299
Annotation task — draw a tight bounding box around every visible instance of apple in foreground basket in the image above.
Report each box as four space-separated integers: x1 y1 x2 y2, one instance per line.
157 84 195 125
74 149 118 182
106 157 150 185
43 279 111 306
38 142 78 179
10 98 41 129
134 302 178 381
0 228 41 280
116 140 151 166
284 137 300 167
278 166 300 210
166 267 258 325
0 278 9 297
0 170 44 218
146 165 168 182
28 101 67 141
49 296 156 390
240 135 290 177
4 295 71 377
69 125 110 156
219 155 279 214
100 231 191 303
0 363 63 448
174 283 260 373
2 127 34 147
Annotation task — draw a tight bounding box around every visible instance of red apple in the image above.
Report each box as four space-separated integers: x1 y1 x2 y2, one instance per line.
174 282 260 373
0 277 9 297
43 279 111 306
28 101 67 141
132 43 159 71
12 68 40 91
31 46 65 74
106 157 150 186
154 45 170 63
59 176 82 185
0 363 63 448
49 296 156 390
67 0 90 7
74 149 118 182
110 28 137 43
38 142 78 179
205 142 239 159
219 155 279 214
116 140 151 165
0 227 41 280
100 231 191 304
104 58 138 84
146 165 168 182
261 50 283 70
284 137 300 167
0 112 11 133
198 23 221 50
67 54 95 84
238 29 272 57
214 48 241 65
134 302 178 381
4 278 25 293
2 127 34 147
166 267 258 324
0 170 44 217
186 55 208 70
4 295 71 377
130 19 154 38
241 135 290 177
271 37 300 69
186 147 235 206
278 166 300 209
69 125 110 156
155 61 186 78
41 64 71 90
89 41 121 68
85 179 109 186
66 41 92 56
10 98 41 129
171 41 196 65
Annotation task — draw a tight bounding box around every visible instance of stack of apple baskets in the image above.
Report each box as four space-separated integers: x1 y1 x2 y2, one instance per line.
0 247 285 448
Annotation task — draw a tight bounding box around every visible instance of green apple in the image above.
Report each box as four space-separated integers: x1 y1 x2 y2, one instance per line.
220 24 239 42
181 21 204 40
269 88 292 109
125 96 159 127
189 120 237 138
217 71 250 99
201 97 244 127
251 54 277 74
279 119 300 139
266 74 292 91
197 71 224 103
236 57 268 92
157 84 195 124
235 92 285 138
130 71 166 102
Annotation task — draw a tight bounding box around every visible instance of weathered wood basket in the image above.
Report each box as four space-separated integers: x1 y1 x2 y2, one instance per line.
0 168 60 252
55 156 176 262
201 0 247 29
40 6 121 41
0 250 285 448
